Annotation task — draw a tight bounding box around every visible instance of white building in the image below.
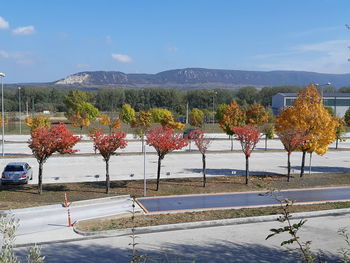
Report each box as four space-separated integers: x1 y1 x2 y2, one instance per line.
272 93 350 116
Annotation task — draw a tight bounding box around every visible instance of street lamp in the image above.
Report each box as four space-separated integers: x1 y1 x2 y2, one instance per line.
18 87 21 135
315 82 331 98
212 91 217 127
0 72 5 156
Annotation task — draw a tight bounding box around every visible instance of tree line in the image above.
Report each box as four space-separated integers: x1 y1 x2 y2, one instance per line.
3 84 350 114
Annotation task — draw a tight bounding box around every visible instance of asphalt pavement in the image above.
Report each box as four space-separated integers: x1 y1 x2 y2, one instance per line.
137 186 350 213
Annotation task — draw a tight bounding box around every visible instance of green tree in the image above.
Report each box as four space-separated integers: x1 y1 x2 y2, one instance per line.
345 107 350 126
120 104 136 124
189 108 204 127
69 102 99 132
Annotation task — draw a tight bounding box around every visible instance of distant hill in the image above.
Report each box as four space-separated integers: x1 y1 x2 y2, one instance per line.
54 68 350 89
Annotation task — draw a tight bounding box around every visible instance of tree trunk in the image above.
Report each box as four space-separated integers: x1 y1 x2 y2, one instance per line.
230 135 233 151
105 159 110 194
308 152 312 175
156 156 162 191
245 155 249 185
202 154 206 187
38 162 43 194
265 134 268 151
287 152 291 182
300 150 306 177
336 138 339 149
189 140 191 152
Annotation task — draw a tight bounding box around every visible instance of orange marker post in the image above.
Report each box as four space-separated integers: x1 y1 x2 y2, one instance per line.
64 192 72 227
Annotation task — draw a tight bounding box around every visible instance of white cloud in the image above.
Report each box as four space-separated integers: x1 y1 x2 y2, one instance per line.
0 16 9 29
12 25 36 35
253 40 350 74
111 53 132 63
0 49 36 65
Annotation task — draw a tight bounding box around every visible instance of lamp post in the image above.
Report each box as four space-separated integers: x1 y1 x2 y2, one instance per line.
0 73 5 156
212 91 217 127
18 87 21 135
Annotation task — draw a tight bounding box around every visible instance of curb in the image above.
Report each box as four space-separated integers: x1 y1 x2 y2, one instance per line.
69 195 130 207
1 195 131 214
73 207 350 238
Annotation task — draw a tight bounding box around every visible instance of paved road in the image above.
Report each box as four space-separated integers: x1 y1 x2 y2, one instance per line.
137 187 350 213
9 197 141 238
14 213 350 262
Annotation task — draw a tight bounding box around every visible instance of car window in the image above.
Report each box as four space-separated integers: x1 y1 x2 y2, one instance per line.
25 164 30 169
4 165 24 172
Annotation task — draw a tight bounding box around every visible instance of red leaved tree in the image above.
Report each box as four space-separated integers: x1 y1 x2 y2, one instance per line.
90 130 128 194
146 127 188 191
277 129 305 182
190 130 211 187
232 125 261 185
28 123 81 194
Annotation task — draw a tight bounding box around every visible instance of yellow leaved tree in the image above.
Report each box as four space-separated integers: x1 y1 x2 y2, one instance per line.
25 115 51 131
99 113 121 134
131 110 153 152
276 84 338 177
150 108 184 130
245 104 269 126
217 100 245 151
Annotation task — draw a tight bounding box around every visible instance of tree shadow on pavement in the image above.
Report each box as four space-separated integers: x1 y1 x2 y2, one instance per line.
282 166 350 173
185 168 282 177
15 240 339 263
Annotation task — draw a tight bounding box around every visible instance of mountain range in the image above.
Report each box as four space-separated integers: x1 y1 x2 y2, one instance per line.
53 68 350 89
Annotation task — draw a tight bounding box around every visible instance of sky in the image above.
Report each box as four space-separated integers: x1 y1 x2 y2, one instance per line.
1 0 350 83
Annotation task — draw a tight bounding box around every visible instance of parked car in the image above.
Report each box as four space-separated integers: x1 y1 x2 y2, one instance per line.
1 162 33 184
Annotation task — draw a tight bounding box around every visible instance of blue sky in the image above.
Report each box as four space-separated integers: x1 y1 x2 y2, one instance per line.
1 0 350 83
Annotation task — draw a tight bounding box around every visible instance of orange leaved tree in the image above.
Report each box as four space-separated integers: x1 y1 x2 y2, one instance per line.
232 125 260 185
190 130 211 187
146 127 188 191
28 123 81 194
99 113 121 134
278 84 338 177
276 125 306 181
90 130 127 194
218 100 245 151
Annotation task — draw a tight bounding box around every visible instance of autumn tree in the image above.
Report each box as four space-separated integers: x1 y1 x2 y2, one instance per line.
25 115 51 131
245 104 269 126
90 130 127 194
334 117 346 149
276 84 338 177
232 125 260 185
190 130 211 187
345 107 350 126
120 104 135 124
189 108 204 128
130 110 153 152
28 123 81 194
276 123 305 181
218 100 245 151
146 127 188 191
150 108 184 130
69 102 99 133
99 113 121 134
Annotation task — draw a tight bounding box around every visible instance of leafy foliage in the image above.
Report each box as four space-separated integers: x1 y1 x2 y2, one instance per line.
146 127 188 190
190 130 211 187
28 123 81 194
245 104 269 126
90 130 127 194
218 100 245 136
189 108 204 127
120 104 136 124
99 113 121 133
25 115 51 131
232 125 260 184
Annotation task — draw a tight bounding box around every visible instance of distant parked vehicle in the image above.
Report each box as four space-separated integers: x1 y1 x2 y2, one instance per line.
1 162 33 184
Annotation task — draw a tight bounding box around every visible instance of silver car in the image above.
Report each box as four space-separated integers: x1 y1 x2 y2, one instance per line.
1 162 33 184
